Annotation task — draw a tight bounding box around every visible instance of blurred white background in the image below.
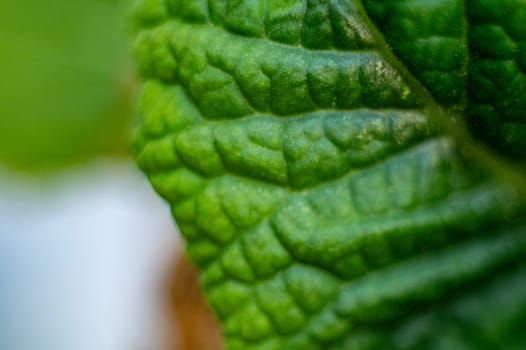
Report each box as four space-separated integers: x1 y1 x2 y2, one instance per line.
0 160 180 350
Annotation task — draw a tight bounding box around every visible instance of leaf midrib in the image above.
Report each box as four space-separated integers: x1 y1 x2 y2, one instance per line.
353 0 526 198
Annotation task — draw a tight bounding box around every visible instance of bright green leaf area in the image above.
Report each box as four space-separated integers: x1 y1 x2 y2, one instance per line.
133 1 526 349
0 0 131 171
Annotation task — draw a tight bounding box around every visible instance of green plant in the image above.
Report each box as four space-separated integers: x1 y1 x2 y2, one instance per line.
132 1 526 349
0 0 132 170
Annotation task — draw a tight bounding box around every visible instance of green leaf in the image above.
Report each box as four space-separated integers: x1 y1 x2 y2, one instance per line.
363 0 526 161
132 1 526 349
0 0 131 170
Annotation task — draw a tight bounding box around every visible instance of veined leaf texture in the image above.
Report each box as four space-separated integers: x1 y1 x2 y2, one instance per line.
132 1 526 349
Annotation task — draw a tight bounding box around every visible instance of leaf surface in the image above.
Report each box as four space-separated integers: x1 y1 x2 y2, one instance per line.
132 1 526 348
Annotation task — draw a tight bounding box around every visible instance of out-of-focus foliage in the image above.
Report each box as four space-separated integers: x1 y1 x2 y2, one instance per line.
0 0 133 171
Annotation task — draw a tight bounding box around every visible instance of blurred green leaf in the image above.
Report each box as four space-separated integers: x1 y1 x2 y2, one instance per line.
0 0 133 171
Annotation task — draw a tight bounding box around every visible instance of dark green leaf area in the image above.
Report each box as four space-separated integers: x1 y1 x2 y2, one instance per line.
364 0 526 161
